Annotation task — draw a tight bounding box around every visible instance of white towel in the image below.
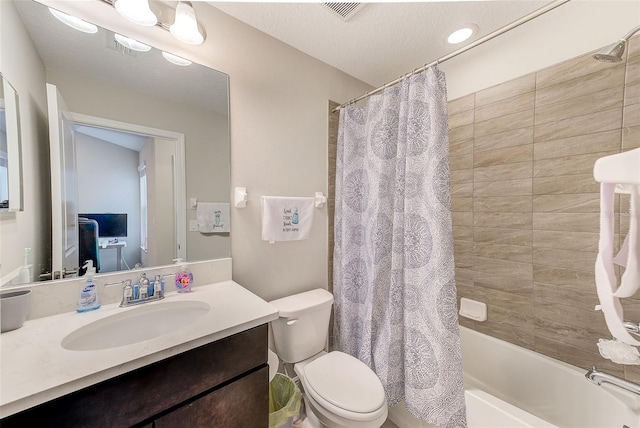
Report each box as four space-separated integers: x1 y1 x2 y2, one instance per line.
261 196 314 243
197 202 230 233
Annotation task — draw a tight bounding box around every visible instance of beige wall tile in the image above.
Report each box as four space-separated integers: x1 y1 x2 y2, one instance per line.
473 242 532 263
451 168 473 184
474 196 532 212
451 182 473 198
454 241 473 269
448 93 474 116
475 73 535 106
450 123 473 143
474 179 532 197
533 265 595 292
533 151 617 177
450 153 473 171
533 282 599 311
623 125 640 149
533 130 621 160
624 81 640 107
627 35 640 86
475 110 534 137
533 230 600 252
533 247 596 272
456 267 474 283
449 108 474 129
624 102 640 127
533 194 599 213
535 86 623 125
476 307 535 350
473 271 533 294
534 317 604 352
536 55 625 90
534 335 623 376
450 138 473 156
474 126 533 153
533 108 622 142
452 211 473 227
533 173 599 195
533 212 600 233
451 197 473 212
473 212 532 229
475 92 534 123
453 226 473 241
474 145 533 168
474 162 532 183
474 227 532 246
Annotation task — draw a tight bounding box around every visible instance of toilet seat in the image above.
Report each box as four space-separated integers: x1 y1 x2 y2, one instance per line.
300 351 387 422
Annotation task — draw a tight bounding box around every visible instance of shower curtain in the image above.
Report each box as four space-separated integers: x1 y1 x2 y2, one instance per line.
333 66 466 427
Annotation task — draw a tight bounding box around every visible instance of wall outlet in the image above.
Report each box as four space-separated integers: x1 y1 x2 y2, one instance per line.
189 220 199 231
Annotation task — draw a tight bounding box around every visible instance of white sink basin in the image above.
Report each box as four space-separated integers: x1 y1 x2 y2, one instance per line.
61 300 210 351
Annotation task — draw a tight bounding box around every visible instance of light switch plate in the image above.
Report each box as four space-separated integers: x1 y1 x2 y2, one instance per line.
189 220 199 231
190 198 198 209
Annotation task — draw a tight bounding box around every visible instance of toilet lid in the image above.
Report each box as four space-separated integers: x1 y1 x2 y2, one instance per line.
304 351 386 413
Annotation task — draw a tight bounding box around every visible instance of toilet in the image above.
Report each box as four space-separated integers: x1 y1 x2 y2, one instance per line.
269 289 388 428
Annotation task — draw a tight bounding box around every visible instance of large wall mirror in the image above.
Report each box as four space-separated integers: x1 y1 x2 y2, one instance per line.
0 0 230 286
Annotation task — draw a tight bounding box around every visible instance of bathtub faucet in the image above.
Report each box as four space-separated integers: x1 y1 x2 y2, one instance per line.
585 366 640 396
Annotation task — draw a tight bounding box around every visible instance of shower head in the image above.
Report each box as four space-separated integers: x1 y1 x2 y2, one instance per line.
593 25 640 63
593 40 626 63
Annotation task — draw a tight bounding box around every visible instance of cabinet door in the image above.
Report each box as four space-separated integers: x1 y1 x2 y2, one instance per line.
155 366 269 428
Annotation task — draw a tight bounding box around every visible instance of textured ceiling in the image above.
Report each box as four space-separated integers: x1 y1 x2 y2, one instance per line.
209 1 553 87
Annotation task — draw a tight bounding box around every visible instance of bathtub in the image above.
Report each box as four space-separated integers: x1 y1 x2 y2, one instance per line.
388 326 640 428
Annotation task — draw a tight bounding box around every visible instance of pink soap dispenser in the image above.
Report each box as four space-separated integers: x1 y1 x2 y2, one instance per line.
173 258 193 293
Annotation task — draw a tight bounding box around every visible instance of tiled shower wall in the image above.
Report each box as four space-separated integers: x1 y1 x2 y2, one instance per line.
328 36 639 381
450 35 640 382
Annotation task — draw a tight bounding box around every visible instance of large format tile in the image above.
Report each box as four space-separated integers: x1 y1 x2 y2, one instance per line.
533 130 621 160
475 110 534 138
474 179 532 197
475 162 532 182
474 126 533 152
474 145 533 168
476 74 535 106
474 196 532 213
535 86 623 125
473 212 532 229
532 194 599 213
475 92 534 123
533 108 622 142
533 174 600 195
474 227 532 246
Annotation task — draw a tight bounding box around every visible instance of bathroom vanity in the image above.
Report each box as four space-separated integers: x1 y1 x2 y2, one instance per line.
0 281 278 427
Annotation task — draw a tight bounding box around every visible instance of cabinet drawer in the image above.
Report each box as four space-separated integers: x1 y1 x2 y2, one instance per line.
1 324 268 427
155 366 269 428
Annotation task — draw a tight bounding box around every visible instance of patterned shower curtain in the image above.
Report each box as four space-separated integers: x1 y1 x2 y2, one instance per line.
333 66 466 427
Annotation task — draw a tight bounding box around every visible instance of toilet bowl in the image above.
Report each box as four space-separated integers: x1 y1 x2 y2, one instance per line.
269 289 388 428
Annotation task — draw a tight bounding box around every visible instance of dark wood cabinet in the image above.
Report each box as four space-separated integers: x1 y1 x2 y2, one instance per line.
1 324 269 428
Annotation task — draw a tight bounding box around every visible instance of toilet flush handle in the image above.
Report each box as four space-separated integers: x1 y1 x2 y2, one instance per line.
286 318 299 326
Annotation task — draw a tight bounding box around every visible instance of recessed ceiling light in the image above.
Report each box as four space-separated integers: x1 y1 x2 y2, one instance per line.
49 8 98 34
114 34 152 52
162 52 192 66
447 24 478 45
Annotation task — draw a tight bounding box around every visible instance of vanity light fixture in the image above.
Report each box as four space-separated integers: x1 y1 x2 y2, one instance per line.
447 24 478 45
170 1 204 45
114 0 158 27
49 8 98 34
114 34 152 52
162 51 192 66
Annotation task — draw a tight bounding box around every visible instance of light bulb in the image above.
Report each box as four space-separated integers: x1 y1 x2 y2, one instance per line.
162 52 192 66
170 1 204 45
114 0 157 27
447 25 477 45
49 8 98 34
114 34 152 52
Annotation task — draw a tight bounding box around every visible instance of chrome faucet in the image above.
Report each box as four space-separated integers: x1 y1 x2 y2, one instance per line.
624 321 640 337
585 366 640 396
107 274 165 308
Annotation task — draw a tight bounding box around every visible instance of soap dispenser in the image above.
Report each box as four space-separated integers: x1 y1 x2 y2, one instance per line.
15 248 32 285
173 258 193 293
76 260 100 313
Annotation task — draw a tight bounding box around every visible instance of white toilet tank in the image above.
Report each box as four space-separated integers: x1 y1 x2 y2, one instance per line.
269 289 334 363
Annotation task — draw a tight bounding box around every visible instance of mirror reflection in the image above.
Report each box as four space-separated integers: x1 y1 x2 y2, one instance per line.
0 0 230 287
0 75 23 212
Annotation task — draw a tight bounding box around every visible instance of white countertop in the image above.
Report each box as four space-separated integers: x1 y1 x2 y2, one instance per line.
0 281 279 418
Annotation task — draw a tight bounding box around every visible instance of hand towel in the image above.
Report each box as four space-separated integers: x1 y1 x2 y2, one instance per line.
261 196 314 243
197 202 230 233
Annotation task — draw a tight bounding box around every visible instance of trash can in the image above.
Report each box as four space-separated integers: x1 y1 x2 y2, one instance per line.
269 373 302 428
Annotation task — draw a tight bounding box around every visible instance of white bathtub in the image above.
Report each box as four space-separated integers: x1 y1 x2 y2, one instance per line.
388 326 640 428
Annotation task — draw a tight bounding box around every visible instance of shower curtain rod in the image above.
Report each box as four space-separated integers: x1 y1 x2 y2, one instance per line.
332 0 571 113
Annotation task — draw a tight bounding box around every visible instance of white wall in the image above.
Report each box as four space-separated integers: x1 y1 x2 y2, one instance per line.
76 132 141 272
442 0 640 100
0 1 50 282
40 0 374 301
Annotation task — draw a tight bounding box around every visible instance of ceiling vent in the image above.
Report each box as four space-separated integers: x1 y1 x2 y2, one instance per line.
322 3 366 22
